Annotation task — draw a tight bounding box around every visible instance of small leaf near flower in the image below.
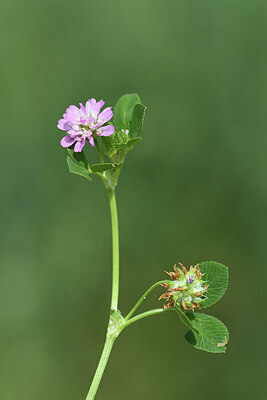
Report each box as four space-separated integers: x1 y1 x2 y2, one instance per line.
102 94 146 163
66 148 92 181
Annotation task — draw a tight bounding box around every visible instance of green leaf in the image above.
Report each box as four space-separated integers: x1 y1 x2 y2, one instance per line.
127 137 143 148
198 261 228 309
129 103 146 138
101 129 130 163
110 137 142 151
184 312 229 353
91 162 121 173
114 93 141 132
102 93 145 164
66 148 92 181
102 136 142 164
174 305 199 334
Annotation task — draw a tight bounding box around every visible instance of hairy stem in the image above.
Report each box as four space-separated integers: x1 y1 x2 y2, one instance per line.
125 280 169 320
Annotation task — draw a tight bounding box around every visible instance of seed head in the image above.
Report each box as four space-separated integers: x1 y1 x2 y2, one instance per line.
161 262 208 311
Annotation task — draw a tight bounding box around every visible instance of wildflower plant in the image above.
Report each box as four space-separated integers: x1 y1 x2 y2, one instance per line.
58 94 229 399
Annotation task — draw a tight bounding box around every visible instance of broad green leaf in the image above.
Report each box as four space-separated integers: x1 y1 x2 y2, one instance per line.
114 93 141 132
91 162 121 173
66 148 92 181
174 305 199 334
198 261 228 309
184 312 229 353
129 103 146 138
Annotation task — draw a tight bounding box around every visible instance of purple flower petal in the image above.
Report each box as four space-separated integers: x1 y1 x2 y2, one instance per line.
88 118 95 126
74 138 86 152
79 102 87 117
86 99 105 120
91 122 101 130
85 99 95 116
67 105 81 116
60 135 76 148
67 129 79 137
64 105 82 124
79 117 88 125
92 99 105 118
97 125 115 136
188 275 195 283
88 135 95 147
98 107 113 125
57 119 72 131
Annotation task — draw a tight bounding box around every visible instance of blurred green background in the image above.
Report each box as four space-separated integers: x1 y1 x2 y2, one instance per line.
1 0 267 399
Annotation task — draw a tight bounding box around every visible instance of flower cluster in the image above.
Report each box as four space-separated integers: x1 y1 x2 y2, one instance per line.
159 262 208 311
58 98 115 152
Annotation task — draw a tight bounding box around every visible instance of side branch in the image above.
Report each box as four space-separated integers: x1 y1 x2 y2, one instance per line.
125 280 170 321
125 308 174 328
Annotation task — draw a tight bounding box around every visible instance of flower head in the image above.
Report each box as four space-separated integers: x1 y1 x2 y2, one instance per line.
159 262 208 311
58 98 115 152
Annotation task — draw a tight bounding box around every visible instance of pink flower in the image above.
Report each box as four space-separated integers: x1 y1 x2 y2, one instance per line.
58 98 115 152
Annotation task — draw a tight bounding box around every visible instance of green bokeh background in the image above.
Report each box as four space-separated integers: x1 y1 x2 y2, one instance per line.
1 0 266 399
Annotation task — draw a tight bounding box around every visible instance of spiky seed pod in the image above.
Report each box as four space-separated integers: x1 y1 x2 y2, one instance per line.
160 263 208 311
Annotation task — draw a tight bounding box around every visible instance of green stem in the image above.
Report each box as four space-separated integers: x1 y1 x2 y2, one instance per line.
108 189 120 310
85 334 116 400
125 280 169 321
85 307 170 399
85 188 120 399
125 308 172 327
95 138 105 163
